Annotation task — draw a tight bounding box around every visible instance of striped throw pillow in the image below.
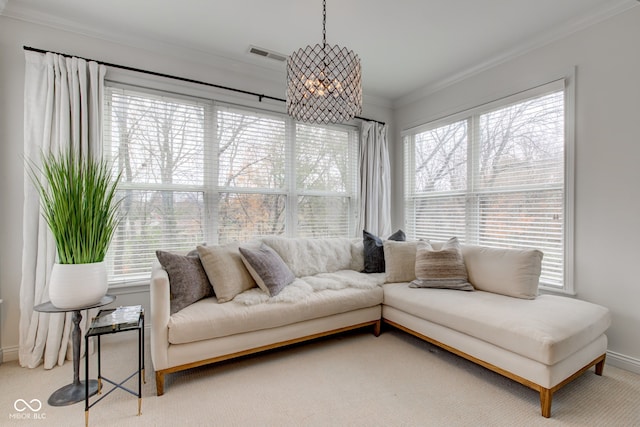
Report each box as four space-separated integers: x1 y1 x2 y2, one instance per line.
410 237 474 291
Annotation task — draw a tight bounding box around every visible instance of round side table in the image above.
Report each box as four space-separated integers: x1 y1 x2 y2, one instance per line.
34 295 116 406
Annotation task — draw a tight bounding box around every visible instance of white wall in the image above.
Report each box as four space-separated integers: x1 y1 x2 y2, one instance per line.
393 7 640 371
3 6 638 373
0 15 393 362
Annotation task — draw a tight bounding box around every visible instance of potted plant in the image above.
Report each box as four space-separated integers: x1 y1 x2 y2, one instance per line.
28 150 122 309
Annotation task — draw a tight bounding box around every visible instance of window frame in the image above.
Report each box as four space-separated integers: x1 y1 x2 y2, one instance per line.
402 74 575 294
103 82 360 286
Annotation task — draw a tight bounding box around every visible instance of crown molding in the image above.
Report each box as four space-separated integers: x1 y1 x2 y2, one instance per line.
2 1 394 112
394 0 638 108
1 1 286 91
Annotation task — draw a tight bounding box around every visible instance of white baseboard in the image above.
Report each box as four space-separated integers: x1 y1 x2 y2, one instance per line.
1 345 19 363
606 350 640 375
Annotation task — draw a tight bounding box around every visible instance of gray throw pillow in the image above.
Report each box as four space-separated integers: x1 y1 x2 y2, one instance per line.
239 243 295 297
363 229 406 273
156 250 215 314
410 237 474 291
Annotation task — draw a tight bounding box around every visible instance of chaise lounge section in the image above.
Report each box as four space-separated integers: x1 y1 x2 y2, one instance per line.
150 236 611 418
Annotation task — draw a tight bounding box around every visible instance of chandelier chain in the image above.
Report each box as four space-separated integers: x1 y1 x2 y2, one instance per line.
322 0 327 47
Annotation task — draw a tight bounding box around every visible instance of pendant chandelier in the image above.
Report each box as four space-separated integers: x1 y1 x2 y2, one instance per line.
286 0 362 124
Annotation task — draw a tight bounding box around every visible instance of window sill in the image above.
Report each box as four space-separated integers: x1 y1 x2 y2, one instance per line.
539 285 576 297
107 280 150 295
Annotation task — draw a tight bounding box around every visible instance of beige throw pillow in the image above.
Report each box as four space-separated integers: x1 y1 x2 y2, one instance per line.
197 243 256 303
410 237 474 291
383 240 419 283
461 245 543 299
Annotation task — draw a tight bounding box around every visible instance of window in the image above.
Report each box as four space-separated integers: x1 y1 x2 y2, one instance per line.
403 79 573 291
104 85 358 284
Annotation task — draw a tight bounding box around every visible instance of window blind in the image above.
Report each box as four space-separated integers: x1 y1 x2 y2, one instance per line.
215 105 288 243
104 87 211 283
295 124 358 237
103 85 358 284
404 82 568 289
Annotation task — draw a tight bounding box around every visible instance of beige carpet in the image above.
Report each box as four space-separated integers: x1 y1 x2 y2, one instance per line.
1 328 638 426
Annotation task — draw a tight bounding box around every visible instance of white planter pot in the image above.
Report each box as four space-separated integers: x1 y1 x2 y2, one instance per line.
49 262 108 309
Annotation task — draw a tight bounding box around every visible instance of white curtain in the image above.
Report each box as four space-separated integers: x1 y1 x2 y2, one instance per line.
20 51 106 369
358 121 391 237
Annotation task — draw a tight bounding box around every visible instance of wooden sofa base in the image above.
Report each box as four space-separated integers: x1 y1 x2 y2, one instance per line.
155 319 381 396
383 319 606 418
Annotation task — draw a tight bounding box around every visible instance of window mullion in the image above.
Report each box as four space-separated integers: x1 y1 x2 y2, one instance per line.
286 118 297 237
404 135 416 238
349 128 358 237
466 116 480 245
207 104 219 245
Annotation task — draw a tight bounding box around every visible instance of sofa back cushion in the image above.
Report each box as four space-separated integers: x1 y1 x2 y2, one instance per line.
261 237 353 277
461 245 543 299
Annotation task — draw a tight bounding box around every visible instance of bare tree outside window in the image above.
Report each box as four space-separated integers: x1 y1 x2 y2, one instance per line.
103 87 358 283
405 89 565 287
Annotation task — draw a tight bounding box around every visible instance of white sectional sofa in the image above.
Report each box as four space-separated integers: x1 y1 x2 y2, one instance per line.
150 236 611 418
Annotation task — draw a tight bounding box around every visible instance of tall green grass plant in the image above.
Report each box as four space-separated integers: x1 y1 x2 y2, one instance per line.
28 151 122 264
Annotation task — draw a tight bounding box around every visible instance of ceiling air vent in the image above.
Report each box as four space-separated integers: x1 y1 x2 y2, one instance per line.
248 46 287 63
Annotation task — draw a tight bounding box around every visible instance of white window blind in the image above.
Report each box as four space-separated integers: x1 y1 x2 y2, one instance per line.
216 105 288 243
295 123 358 237
104 85 358 284
404 80 570 290
104 88 211 282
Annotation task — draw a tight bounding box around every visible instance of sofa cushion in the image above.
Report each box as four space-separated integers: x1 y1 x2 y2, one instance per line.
383 240 419 283
232 270 386 305
168 282 384 344
363 229 406 273
239 243 295 297
461 245 543 299
197 243 256 303
410 238 473 291
261 236 353 277
383 282 611 365
155 250 214 315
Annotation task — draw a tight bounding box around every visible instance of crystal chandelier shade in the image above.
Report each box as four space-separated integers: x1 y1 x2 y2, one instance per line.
286 1 362 124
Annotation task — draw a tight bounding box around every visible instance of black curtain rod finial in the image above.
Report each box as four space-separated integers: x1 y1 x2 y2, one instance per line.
22 45 384 126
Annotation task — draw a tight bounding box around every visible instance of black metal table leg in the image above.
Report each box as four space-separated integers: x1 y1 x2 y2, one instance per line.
48 310 99 406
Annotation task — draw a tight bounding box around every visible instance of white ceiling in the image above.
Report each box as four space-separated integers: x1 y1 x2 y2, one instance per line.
2 0 637 103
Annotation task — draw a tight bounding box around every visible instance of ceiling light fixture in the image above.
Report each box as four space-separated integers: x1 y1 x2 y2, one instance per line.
286 0 362 124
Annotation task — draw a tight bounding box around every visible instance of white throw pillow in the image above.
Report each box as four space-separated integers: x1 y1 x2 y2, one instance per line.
383 240 419 283
461 245 543 299
350 239 365 272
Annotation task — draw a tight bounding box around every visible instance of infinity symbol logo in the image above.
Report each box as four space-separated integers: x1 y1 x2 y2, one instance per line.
14 399 42 412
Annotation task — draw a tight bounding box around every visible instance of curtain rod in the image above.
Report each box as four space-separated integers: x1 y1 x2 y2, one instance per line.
23 46 385 126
